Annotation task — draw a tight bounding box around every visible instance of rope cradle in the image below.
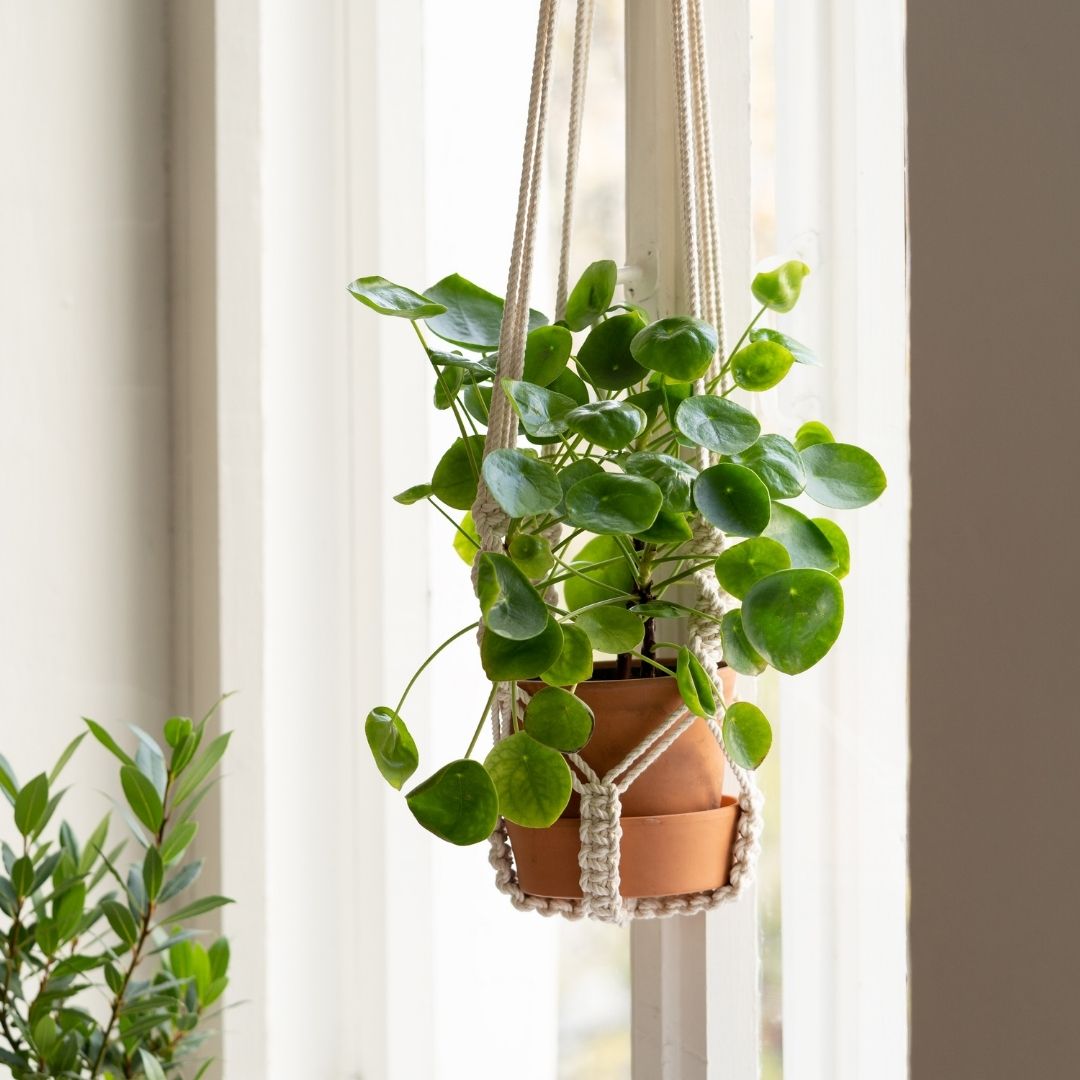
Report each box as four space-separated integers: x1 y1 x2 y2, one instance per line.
470 0 764 925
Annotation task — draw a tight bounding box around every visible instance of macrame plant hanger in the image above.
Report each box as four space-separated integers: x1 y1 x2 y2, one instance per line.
471 0 764 925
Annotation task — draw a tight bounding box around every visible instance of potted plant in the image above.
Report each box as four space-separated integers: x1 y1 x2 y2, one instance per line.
352 258 885 901
0 707 233 1078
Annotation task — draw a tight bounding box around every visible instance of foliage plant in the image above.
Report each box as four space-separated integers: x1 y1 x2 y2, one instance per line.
351 259 886 845
0 708 233 1078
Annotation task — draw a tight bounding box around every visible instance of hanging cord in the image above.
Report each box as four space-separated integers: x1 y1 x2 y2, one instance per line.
670 0 701 321
555 0 598 320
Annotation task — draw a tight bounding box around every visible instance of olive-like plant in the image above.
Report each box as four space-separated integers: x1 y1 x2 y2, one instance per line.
352 259 886 844
0 708 233 1079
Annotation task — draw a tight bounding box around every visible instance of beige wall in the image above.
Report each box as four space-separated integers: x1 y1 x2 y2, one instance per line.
908 1 1080 1076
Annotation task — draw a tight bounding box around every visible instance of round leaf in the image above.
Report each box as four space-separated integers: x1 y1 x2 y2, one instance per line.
394 483 433 506
674 396 761 456
741 568 844 675
721 609 767 676
431 435 485 510
482 449 562 519
801 443 887 509
547 366 591 405
732 435 806 499
623 452 698 512
369 708 423 794
564 473 663 534
574 606 645 655
540 623 595 686
557 458 604 515
565 400 647 450
452 511 481 565
714 537 792 599
475 552 549 640
524 687 595 752
425 273 546 349
483 732 572 828
723 702 773 769
563 259 618 331
693 463 772 537
523 325 573 385
433 364 465 409
812 518 851 579
635 508 694 543
562 534 636 611
731 340 795 391
577 311 650 390
501 379 575 439
751 260 810 313
347 276 446 319
794 420 835 451
750 327 819 366
508 533 554 578
406 759 499 845
481 617 564 681
462 382 493 425
763 502 838 571
676 647 717 718
631 316 718 381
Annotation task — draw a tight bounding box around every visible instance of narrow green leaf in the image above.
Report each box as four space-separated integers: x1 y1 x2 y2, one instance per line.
143 847 164 902
120 766 164 833
168 895 234 922
160 822 199 866
14 773 49 837
173 732 232 805
48 733 86 785
675 647 717 718
83 718 135 768
102 898 139 947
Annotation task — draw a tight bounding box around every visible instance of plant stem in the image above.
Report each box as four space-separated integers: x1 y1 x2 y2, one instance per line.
425 497 479 550
394 622 480 715
465 684 499 759
631 651 678 677
706 304 767 393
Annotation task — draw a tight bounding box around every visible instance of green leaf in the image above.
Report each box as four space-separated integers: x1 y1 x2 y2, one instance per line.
629 600 694 618
794 420 834 451
524 687 595 751
83 718 136 768
78 814 111 875
574 606 645 655
462 382 493 425
564 259 618 331
801 443 887 509
209 936 230 979
452 511 481 564
33 1016 58 1057
547 366 591 405
576 311 650 390
173 731 231 805
751 260 810 312
364 707 419 791
502 379 576 438
556 458 603 514
741 568 844 674
139 1049 167 1080
0 754 17 804
623 451 698 513
11 854 34 896
54 882 87 941
14 773 49 837
483 733 572 828
430 435 485 510
714 537 792 599
394 482 433 505
763 502 838 571
424 273 545 349
813 518 851 579
674 396 761 455
153 814 194 865
723 702 773 768
721 610 767 676
430 349 497 379
676 647 717 718
635 508 694 543
539 623 595 686
347 275 446 319
159 860 203 903
475 552 549 640
406 759 499 845
169 895 235 922
750 326 818 366
164 716 193 750
48 732 86 785
564 473 663 534
523 324 573 385
631 316 718 381
694 463 772 536
564 400 647 450
433 363 465 409
562 534 636 611
102 898 138 946
508 533 554 578
121 766 164 833
481 616 564 681
731 339 795 391
481 449 562 518
143 847 164 902
732 435 806 499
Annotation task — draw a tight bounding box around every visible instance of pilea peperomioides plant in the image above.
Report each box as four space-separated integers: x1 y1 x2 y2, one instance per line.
0 708 233 1079
352 258 885 846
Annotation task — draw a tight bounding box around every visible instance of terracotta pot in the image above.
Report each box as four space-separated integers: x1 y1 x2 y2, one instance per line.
506 660 741 900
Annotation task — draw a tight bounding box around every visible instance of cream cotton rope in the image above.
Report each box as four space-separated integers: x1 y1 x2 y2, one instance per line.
472 0 763 925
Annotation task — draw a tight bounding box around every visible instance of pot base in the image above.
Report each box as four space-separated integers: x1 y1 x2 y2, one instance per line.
506 797 741 900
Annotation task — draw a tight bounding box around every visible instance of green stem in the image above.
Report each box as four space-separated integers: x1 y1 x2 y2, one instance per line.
412 322 481 477
426 497 480 550
465 684 499 759
630 651 677 678
706 304 767 392
652 559 717 592
395 622 481 714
